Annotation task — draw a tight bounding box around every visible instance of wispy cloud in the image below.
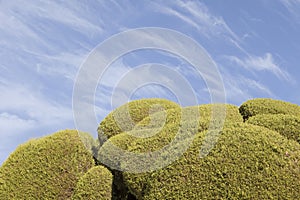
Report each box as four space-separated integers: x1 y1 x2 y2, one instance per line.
152 0 239 41
0 0 106 85
221 72 275 104
0 81 74 164
0 82 73 127
0 113 36 135
225 53 293 82
280 0 300 18
95 59 187 109
0 1 103 38
150 0 256 62
34 50 88 80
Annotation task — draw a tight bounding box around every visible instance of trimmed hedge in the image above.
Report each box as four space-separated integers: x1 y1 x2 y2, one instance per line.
72 166 113 200
98 104 244 199
98 108 183 200
183 104 243 126
97 98 180 144
0 130 95 199
2 98 300 199
247 114 300 144
98 104 243 169
131 103 243 140
121 123 300 199
239 98 300 120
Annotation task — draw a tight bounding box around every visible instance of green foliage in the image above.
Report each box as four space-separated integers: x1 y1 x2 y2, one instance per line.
0 130 95 199
97 98 180 144
247 114 300 144
183 104 243 126
98 104 243 169
239 98 300 120
72 166 113 200
121 123 300 199
98 104 244 199
2 98 300 199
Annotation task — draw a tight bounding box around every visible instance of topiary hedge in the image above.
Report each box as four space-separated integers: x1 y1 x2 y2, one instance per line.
2 98 300 199
247 114 300 144
97 98 180 144
98 104 244 199
120 123 300 199
128 103 242 141
72 166 113 200
98 108 183 200
96 99 180 199
0 130 95 199
183 104 243 127
98 104 243 170
239 98 300 120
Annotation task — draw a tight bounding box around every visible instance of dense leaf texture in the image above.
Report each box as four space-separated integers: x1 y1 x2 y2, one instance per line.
72 166 113 200
122 123 300 199
97 98 180 143
0 130 94 199
239 98 300 120
247 114 300 144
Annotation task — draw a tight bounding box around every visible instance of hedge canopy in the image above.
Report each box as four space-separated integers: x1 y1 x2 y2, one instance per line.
72 165 113 200
239 98 300 120
97 98 180 144
121 123 300 199
247 114 300 144
98 104 243 171
0 130 95 199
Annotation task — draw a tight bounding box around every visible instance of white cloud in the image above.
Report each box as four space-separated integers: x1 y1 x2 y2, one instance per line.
0 0 106 84
34 50 88 80
0 82 73 126
0 1 103 38
0 111 37 164
280 0 300 17
0 81 75 164
225 53 293 82
152 0 240 42
222 73 274 104
0 112 36 134
243 78 274 97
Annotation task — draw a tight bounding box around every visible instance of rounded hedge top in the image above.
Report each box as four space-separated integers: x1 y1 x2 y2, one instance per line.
97 98 180 143
183 104 243 125
98 104 243 170
100 103 242 141
98 104 244 198
121 123 300 199
72 165 113 200
239 98 300 120
0 130 95 199
247 114 300 144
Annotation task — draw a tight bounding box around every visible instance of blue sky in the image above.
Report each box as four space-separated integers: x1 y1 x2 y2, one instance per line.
1 0 300 164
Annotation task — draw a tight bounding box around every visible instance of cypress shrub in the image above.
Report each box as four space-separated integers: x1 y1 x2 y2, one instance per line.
122 123 300 199
97 98 180 144
239 98 300 120
72 166 113 200
0 130 95 199
247 114 300 143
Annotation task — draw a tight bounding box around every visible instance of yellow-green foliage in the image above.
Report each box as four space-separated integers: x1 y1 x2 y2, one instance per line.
97 98 180 143
136 103 243 127
0 130 95 199
247 114 300 144
2 98 300 199
98 104 243 199
72 166 113 200
121 123 300 199
183 104 243 127
98 104 243 169
239 98 300 120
